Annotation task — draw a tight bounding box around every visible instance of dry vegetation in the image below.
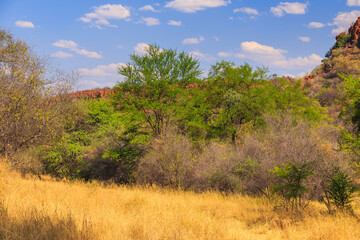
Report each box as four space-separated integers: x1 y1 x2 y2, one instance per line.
1 159 360 240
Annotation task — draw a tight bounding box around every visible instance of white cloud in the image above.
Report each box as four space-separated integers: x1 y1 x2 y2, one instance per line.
299 36 310 42
182 36 204 44
78 80 116 89
134 43 150 54
270 2 308 17
165 0 230 13
77 62 127 89
142 17 160 26
233 7 259 15
52 40 102 59
52 40 78 49
73 49 102 59
307 22 325 28
347 0 360 6
274 54 322 69
51 51 73 58
168 20 182 26
331 10 360 35
77 62 126 77
79 4 130 28
139 5 159 12
190 50 215 61
234 41 322 69
15 20 35 28
218 51 233 57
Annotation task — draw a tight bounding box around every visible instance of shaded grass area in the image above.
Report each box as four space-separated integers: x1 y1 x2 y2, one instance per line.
0 202 93 240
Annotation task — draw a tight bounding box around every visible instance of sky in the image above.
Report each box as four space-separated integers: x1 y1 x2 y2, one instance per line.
1 0 360 90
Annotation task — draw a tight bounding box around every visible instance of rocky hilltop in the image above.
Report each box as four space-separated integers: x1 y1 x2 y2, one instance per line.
299 16 360 119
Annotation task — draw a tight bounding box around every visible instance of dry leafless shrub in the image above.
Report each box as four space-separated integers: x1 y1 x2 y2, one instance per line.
192 141 242 193
136 127 196 189
236 113 351 199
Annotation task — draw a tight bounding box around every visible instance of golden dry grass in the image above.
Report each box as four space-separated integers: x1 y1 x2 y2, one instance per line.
0 159 359 240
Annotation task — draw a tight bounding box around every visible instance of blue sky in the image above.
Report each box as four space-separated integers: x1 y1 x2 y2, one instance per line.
1 0 360 89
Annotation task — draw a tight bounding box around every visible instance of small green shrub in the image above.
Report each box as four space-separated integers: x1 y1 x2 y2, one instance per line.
323 165 357 212
270 161 314 210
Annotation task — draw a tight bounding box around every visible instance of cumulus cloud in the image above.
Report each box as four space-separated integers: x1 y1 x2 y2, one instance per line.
77 62 126 77
299 36 310 42
307 22 325 28
168 20 182 26
52 40 102 59
234 41 322 69
77 62 127 89
347 0 360 6
79 4 130 28
51 51 73 58
331 10 360 34
134 43 150 54
139 5 160 12
78 80 116 89
190 50 215 62
182 36 204 44
233 7 259 15
15 20 35 28
165 0 230 13
218 51 233 57
142 17 160 26
270 2 308 17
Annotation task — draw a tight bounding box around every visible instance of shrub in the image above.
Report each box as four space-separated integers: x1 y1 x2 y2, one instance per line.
40 142 84 179
270 161 314 210
323 165 357 212
136 127 196 189
193 142 242 193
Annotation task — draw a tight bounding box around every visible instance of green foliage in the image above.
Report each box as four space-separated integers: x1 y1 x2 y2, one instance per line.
113 44 202 136
325 33 351 58
323 165 357 212
270 161 314 210
203 64 326 141
41 142 84 179
102 144 143 183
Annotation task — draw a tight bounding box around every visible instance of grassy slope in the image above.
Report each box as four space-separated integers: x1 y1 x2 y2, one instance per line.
1 160 360 240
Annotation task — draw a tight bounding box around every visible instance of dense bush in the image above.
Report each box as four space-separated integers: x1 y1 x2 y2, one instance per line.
323 165 357 212
270 161 314 210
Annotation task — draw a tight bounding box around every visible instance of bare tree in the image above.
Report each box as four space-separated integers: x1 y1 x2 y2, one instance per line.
0 29 75 159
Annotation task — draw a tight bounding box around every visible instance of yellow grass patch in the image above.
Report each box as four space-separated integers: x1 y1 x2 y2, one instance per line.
0 160 359 239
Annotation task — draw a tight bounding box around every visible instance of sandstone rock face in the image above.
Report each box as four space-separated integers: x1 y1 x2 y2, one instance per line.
71 89 115 100
336 16 360 48
348 17 360 46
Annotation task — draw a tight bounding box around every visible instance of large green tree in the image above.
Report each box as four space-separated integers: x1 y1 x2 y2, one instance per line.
112 44 202 136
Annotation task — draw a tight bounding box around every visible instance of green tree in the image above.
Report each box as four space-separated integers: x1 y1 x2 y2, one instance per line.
203 62 325 141
112 44 202 136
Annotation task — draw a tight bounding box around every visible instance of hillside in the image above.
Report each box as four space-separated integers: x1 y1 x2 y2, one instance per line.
301 17 360 120
1 160 360 240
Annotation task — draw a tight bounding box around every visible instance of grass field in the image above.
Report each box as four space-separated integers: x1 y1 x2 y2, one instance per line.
0 160 359 240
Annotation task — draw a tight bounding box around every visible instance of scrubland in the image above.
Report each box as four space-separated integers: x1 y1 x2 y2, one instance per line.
1 160 359 240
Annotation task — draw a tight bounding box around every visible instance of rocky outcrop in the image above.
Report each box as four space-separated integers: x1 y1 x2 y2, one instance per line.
71 88 115 100
347 17 360 47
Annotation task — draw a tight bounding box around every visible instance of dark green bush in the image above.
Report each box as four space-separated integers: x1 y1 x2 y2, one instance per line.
270 161 314 210
323 165 357 212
